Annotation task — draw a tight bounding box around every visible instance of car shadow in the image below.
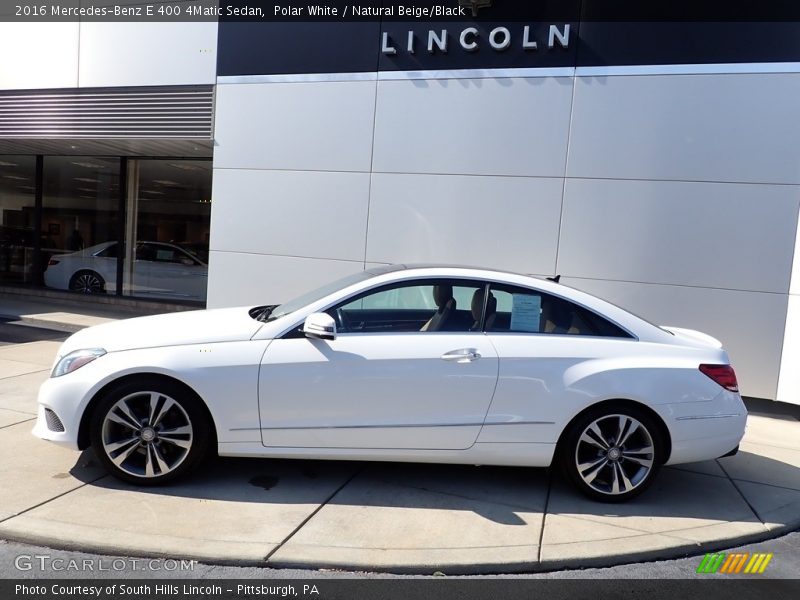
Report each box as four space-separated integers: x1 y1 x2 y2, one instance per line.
70 448 800 527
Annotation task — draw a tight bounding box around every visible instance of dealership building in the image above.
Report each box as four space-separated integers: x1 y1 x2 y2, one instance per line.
0 1 798 405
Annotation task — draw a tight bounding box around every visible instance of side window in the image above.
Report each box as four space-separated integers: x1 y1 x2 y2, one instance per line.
146 244 197 265
152 245 178 263
95 243 118 258
135 243 156 261
487 285 544 333
487 284 631 338
329 279 485 334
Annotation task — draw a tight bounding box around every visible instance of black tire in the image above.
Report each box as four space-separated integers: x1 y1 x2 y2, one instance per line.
558 403 665 502
89 378 212 486
69 270 106 294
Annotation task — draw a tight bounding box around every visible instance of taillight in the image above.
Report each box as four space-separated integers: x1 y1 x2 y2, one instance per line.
699 364 739 392
48 258 59 266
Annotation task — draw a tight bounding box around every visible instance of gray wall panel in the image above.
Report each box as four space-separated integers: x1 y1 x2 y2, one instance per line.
214 81 377 172
567 73 800 184
207 251 363 308
557 178 799 293
210 169 370 261
365 173 563 273
372 77 574 177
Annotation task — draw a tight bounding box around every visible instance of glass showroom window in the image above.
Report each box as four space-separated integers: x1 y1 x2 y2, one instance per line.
124 160 211 302
0 156 37 285
41 157 120 294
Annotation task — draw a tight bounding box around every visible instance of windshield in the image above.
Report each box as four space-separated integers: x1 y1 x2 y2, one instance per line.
264 265 404 321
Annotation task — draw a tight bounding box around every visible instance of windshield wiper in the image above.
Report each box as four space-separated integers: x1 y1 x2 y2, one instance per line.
251 305 277 322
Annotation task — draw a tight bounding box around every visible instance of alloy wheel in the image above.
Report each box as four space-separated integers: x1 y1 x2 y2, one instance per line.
71 272 103 293
574 414 655 496
100 391 194 478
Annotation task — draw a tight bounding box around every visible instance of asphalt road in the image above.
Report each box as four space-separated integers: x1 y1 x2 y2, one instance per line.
0 320 67 346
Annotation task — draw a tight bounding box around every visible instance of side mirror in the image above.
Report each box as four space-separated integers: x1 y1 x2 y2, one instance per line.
303 312 337 341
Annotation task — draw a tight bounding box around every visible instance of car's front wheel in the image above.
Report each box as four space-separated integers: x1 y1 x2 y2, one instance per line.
90 379 211 485
559 405 664 502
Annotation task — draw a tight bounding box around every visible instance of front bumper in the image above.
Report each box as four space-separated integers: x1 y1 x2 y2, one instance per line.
32 373 95 450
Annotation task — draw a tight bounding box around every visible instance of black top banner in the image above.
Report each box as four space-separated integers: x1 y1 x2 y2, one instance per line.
6 1 800 74
216 0 800 22
7 1 800 22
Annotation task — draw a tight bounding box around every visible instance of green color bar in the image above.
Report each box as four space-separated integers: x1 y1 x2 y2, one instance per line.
696 554 713 573
697 553 727 574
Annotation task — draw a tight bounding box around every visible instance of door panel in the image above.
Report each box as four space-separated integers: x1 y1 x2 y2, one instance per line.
482 334 641 444
258 333 499 449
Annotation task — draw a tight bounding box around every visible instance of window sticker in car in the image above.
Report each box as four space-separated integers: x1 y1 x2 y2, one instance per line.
510 293 541 333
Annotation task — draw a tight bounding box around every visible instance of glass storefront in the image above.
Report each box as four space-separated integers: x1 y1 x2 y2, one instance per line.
42 157 121 293
0 155 211 304
125 160 211 302
0 156 37 285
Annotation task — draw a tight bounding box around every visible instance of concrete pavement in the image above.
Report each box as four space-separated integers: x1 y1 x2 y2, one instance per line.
0 290 194 333
0 321 799 574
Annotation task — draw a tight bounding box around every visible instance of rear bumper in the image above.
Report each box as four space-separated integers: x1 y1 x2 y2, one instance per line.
719 444 739 458
661 389 747 465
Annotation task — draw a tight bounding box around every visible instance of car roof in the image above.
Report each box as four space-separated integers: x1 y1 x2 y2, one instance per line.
377 263 534 278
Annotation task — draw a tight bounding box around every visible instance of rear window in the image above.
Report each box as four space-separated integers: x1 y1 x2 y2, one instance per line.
487 283 632 338
95 243 117 258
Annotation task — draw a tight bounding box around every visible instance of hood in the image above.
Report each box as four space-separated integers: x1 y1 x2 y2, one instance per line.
58 307 263 356
660 326 723 349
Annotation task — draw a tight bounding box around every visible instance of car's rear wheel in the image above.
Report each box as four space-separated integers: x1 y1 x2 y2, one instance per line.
69 270 105 294
90 379 211 485
559 405 664 502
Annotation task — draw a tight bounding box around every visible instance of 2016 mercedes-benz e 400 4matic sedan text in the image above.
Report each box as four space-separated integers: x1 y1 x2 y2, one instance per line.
34 265 746 501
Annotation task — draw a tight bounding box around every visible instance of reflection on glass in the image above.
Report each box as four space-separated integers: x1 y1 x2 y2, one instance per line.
0 156 37 285
126 160 211 302
41 157 120 293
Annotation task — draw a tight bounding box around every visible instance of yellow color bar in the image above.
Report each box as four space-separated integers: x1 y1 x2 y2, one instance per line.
744 553 773 573
744 554 761 573
758 553 774 573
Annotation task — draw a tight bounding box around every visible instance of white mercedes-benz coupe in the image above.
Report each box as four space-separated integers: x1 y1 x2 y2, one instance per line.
34 265 746 501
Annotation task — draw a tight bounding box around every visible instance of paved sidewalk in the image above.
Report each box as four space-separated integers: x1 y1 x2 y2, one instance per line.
0 324 798 574
0 292 192 332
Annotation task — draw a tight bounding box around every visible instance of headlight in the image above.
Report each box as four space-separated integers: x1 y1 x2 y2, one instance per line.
51 348 106 378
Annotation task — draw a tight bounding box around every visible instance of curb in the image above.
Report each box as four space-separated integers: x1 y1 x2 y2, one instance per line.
260 520 800 575
0 314 85 334
0 287 199 313
1 517 798 575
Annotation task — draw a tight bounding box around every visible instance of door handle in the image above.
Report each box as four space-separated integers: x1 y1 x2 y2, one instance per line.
441 348 481 363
